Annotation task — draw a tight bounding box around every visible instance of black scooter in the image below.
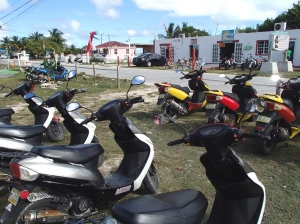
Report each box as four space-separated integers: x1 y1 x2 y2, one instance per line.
0 76 159 224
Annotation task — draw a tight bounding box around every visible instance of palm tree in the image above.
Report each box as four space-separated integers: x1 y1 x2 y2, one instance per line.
29 32 44 41
69 44 76 53
10 36 20 51
158 23 181 39
19 37 28 50
0 36 11 49
48 28 66 48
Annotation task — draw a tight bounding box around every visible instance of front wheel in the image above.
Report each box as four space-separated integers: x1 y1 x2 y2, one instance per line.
258 125 277 155
46 120 65 142
147 61 152 67
143 162 159 194
12 199 64 224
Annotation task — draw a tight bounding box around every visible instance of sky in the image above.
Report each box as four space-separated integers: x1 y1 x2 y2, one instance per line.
0 0 298 48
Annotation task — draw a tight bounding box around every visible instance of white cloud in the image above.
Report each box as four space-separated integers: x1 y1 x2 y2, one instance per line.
70 20 80 31
127 29 137 36
132 0 295 24
0 0 9 11
90 0 122 18
141 30 151 36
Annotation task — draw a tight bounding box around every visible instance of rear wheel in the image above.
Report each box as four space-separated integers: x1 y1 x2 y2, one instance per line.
143 162 159 194
12 199 64 224
258 125 277 155
46 120 65 142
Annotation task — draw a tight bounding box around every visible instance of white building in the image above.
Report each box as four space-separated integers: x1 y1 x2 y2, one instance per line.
154 24 299 67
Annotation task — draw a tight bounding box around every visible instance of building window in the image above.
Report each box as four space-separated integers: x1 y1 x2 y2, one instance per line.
126 49 129 54
114 49 117 54
256 40 269 55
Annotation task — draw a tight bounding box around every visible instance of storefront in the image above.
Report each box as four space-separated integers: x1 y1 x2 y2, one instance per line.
154 28 300 66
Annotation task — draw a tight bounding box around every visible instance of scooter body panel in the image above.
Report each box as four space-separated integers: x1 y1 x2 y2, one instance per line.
0 137 33 152
219 95 239 111
166 87 189 101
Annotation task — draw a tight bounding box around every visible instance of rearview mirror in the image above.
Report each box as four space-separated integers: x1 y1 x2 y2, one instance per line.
66 102 81 112
271 74 280 82
175 69 181 74
219 74 226 78
68 70 77 79
131 76 145 85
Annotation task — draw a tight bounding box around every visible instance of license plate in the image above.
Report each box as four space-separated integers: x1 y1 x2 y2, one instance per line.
206 103 216 109
8 188 20 206
158 94 165 99
256 115 271 123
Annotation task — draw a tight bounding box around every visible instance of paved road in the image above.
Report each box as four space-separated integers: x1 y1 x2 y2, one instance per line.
27 61 279 95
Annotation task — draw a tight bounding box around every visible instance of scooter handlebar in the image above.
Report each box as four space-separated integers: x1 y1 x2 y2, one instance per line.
4 92 13 97
131 96 144 104
168 138 185 146
241 132 271 140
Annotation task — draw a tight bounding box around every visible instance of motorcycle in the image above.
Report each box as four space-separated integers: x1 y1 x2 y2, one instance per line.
97 100 267 224
0 82 64 141
254 75 300 155
219 56 237 70
204 71 258 125
154 62 209 119
0 75 159 224
36 61 68 82
253 55 268 70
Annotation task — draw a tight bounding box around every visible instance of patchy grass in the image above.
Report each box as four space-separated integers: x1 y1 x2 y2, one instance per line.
0 72 300 223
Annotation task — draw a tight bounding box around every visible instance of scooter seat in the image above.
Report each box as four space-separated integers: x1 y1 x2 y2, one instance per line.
223 91 239 102
112 189 208 224
0 108 14 117
0 124 46 139
170 84 190 94
31 143 104 164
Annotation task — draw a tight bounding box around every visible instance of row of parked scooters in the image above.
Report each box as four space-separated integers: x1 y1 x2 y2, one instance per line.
154 61 300 155
0 65 291 223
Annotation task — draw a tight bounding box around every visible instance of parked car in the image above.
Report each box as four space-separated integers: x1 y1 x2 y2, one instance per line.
133 53 167 67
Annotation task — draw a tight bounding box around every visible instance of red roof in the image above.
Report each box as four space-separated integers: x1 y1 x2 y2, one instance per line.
95 41 132 48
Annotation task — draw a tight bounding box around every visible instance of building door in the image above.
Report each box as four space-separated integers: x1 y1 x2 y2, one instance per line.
212 44 219 62
189 45 199 59
289 41 295 63
235 43 243 63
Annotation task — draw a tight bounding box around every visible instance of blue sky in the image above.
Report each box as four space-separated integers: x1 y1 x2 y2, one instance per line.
0 0 297 48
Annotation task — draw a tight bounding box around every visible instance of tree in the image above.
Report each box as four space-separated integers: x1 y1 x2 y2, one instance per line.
29 32 44 41
256 1 300 31
284 1 300 29
181 22 209 37
19 37 28 50
47 28 66 49
158 23 181 39
0 36 11 49
235 27 257 33
26 39 61 57
10 36 20 51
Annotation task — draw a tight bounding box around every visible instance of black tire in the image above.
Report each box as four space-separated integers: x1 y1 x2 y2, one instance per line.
0 185 9 197
26 74 32 81
46 121 65 142
147 61 152 67
258 125 277 155
143 162 159 194
12 199 63 224
161 99 178 120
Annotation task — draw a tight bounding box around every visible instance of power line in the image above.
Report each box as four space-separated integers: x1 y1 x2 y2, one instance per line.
0 0 22 16
0 0 33 21
2 0 46 27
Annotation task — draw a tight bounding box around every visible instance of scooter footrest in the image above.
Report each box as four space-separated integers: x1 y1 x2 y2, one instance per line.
112 189 208 224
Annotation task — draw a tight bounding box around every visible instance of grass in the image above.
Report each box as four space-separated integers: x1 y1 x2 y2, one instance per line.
1 71 300 223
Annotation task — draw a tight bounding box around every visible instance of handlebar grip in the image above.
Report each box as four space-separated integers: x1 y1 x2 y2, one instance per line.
131 96 143 104
80 117 93 125
4 92 13 97
225 81 230 84
168 138 185 146
180 77 185 80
